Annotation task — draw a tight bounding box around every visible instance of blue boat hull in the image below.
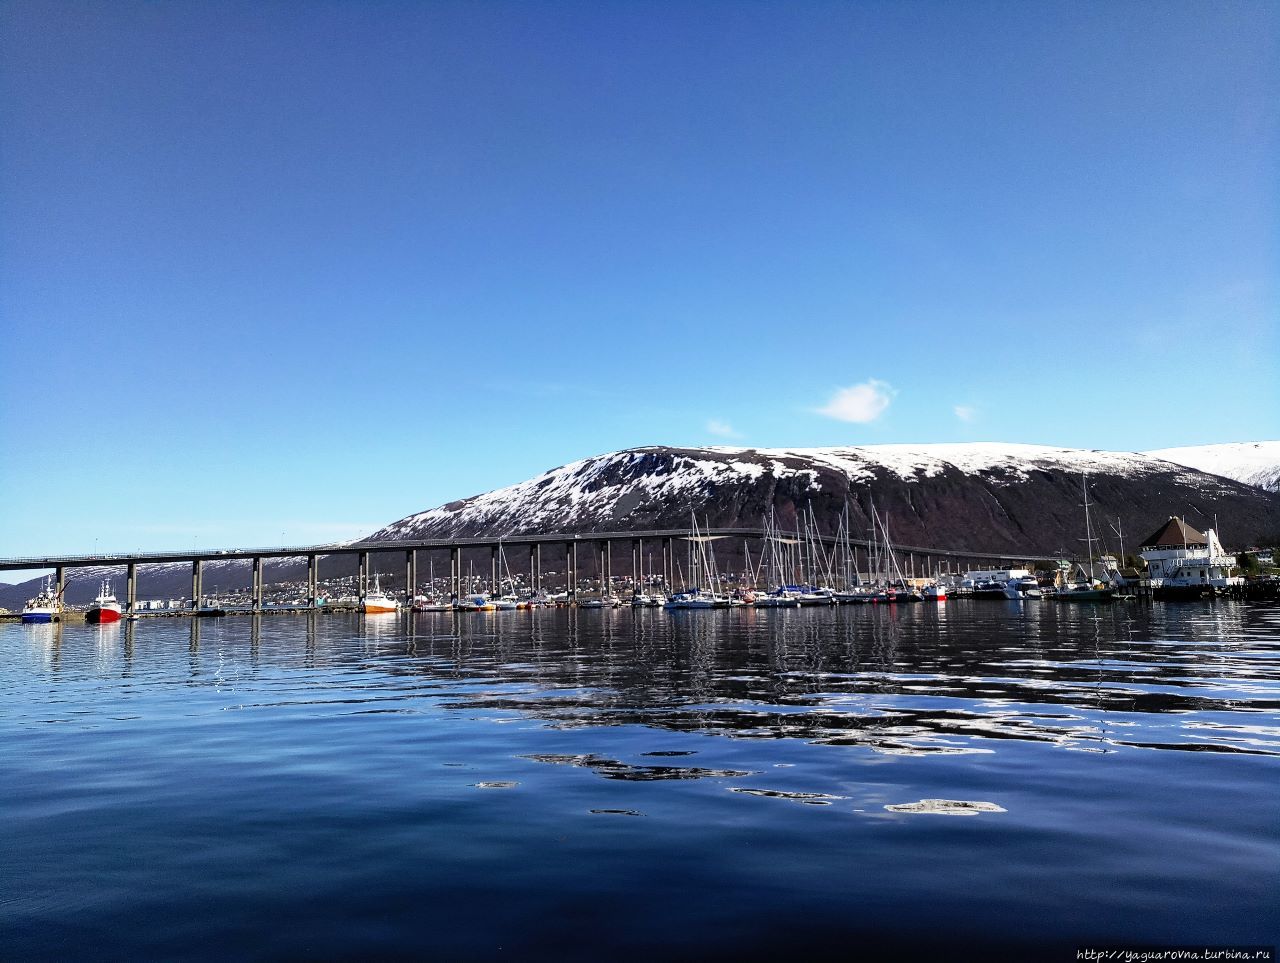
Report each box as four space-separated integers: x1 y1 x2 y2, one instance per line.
22 613 54 623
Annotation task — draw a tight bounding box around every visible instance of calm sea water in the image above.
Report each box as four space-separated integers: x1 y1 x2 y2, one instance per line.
2 602 1277 960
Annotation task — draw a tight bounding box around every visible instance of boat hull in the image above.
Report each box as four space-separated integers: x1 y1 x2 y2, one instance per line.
21 612 55 623
86 607 123 624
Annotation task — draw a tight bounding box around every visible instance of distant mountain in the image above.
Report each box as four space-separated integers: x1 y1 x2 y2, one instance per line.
1145 442 1280 493
371 443 1280 555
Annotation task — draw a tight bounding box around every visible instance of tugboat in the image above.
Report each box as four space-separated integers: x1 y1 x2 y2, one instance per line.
86 580 123 624
21 577 61 623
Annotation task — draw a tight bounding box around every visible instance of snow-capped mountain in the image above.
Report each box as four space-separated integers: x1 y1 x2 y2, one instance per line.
1145 442 1280 493
371 443 1280 555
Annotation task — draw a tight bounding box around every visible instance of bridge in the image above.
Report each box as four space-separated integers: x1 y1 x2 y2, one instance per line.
0 528 1044 612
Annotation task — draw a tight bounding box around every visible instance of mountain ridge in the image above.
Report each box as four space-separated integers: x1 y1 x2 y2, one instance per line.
371 442 1280 555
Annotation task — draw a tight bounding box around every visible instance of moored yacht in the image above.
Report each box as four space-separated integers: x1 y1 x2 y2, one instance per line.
1002 575 1042 600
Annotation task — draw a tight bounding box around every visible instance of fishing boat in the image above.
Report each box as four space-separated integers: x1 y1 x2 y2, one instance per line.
21 577 61 623
361 574 400 614
921 583 947 601
86 580 123 624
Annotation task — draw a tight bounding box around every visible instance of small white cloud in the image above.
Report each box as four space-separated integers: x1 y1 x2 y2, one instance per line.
706 418 742 439
954 405 977 422
815 380 894 423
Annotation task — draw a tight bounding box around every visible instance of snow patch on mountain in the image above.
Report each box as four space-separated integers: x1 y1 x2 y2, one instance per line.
1145 442 1280 493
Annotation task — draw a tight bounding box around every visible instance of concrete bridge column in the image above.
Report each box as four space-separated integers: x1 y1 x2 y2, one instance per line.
308 555 318 606
663 537 673 589
55 566 65 605
252 557 264 612
490 546 499 595
192 560 202 609
126 562 137 615
570 541 579 601
598 542 607 596
407 550 417 600
450 546 460 600
358 551 369 599
633 539 641 593
529 545 538 594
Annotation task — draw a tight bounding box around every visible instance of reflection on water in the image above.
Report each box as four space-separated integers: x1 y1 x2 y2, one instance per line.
2 601 1278 959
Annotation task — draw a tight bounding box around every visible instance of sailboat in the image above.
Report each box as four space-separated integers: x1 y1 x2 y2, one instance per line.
1056 473 1115 603
411 557 451 611
665 514 731 609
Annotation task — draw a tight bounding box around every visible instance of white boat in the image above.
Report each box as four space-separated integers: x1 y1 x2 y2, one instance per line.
921 583 948 601
86 580 123 623
411 595 451 612
21 577 61 623
492 596 519 610
754 591 801 608
663 589 728 609
1001 575 1042 600
455 594 495 611
965 568 1037 600
361 574 400 614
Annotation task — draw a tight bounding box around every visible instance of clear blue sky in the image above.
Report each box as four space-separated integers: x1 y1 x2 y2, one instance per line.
1 0 1276 557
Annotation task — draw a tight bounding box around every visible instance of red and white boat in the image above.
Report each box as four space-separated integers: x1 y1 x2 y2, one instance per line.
86 580 124 623
921 583 947 601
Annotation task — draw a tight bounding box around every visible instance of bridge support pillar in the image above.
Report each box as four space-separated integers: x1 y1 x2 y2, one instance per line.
570 541 578 601
55 566 65 607
632 539 641 594
126 562 137 614
450 547 460 600
407 550 417 601
191 560 202 609
529 544 538 594
252 557 263 612
358 551 368 600
308 554 319 606
663 537 673 590
598 542 608 598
